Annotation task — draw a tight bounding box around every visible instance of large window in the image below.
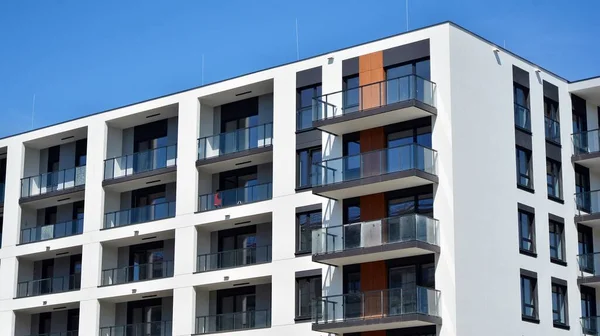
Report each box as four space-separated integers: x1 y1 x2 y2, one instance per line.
579 225 594 273
575 164 591 212
520 274 538 321
546 159 562 201
549 220 565 264
514 83 531 131
516 147 533 190
544 97 560 144
296 146 321 189
552 282 568 327
518 210 535 255
296 210 322 254
385 58 430 103
296 275 322 320
297 84 322 130
343 75 360 113
581 286 597 333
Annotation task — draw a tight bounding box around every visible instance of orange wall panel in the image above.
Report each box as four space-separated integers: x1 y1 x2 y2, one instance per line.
361 260 387 318
359 51 385 110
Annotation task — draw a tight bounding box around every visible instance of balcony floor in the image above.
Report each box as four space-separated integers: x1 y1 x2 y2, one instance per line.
312 314 441 334
19 186 85 209
103 168 177 193
196 146 272 174
572 152 600 173
575 214 600 229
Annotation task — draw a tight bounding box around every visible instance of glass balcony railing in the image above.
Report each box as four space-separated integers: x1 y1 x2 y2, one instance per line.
104 145 177 180
312 214 438 255
544 117 561 144
20 218 83 244
197 183 272 212
312 75 435 122
581 316 600 336
101 260 174 286
0 182 4 203
312 144 436 187
17 274 81 298
26 332 79 336
578 252 600 276
99 321 172 336
21 166 86 198
104 201 176 229
296 106 313 131
198 123 273 160
514 103 531 132
314 286 440 325
195 309 271 334
197 245 271 272
573 129 600 155
575 190 600 215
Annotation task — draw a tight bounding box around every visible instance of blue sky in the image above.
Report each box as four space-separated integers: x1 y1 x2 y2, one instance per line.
0 0 599 137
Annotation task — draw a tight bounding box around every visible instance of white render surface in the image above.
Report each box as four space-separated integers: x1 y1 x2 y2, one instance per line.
0 21 597 336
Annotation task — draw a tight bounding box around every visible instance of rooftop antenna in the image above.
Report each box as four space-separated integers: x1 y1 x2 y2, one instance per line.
201 54 205 85
295 18 300 60
503 40 506 48
31 94 36 129
405 0 409 31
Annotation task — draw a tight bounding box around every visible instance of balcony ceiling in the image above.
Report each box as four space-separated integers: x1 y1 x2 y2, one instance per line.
200 79 273 107
570 77 600 106
106 103 178 129
23 126 87 149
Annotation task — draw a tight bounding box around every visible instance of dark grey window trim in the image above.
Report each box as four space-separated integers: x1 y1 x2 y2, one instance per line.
516 146 534 191
546 158 563 201
548 213 564 224
295 274 322 322
518 208 536 257
520 270 539 323
296 204 322 214
296 67 322 88
520 268 537 278
517 203 535 213
295 209 322 255
551 277 567 286
551 278 569 328
295 268 322 278
549 220 566 266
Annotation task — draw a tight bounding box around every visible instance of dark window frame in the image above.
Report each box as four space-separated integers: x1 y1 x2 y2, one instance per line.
296 210 322 255
549 220 566 265
518 210 536 256
295 275 322 321
546 158 563 201
520 274 539 322
296 146 322 189
516 146 534 191
551 282 569 328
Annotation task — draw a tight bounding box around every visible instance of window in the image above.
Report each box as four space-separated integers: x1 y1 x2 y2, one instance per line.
297 84 321 130
296 210 322 254
518 210 535 255
544 97 560 144
296 275 321 320
385 58 431 103
514 83 530 131
549 220 565 264
578 225 594 273
296 147 321 188
546 159 562 200
343 75 360 113
575 164 591 212
552 282 568 327
520 274 538 321
516 147 533 190
581 286 597 333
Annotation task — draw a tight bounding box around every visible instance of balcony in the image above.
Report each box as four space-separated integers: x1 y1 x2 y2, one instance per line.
581 316 600 336
104 201 176 229
575 191 600 227
312 214 439 266
99 321 172 336
573 129 600 171
16 274 81 298
578 252 600 287
196 245 271 272
313 287 441 334
20 218 83 244
196 123 273 173
544 117 561 145
514 103 531 132
312 75 436 136
197 183 272 212
104 145 177 187
312 144 437 199
296 106 313 131
100 260 174 286
20 166 86 204
195 309 271 334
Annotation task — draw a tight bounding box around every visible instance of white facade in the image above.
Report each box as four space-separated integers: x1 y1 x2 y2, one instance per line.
0 21 598 336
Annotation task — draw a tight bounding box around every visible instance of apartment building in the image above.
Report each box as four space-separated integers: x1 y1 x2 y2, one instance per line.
0 21 599 336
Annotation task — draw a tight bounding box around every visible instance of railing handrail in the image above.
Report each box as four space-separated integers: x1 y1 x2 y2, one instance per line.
315 74 435 98
317 285 439 301
21 165 86 181
21 218 83 233
197 245 271 258
104 144 177 162
101 260 174 273
198 182 272 198
100 320 172 329
320 213 437 231
197 122 273 141
578 252 600 257
18 273 79 286
197 308 271 319
575 189 600 197
104 200 175 216
316 143 436 165
572 128 600 136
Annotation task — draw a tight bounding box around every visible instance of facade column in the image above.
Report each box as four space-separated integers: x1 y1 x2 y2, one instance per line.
79 299 101 336
0 256 18 300
2 140 25 247
172 287 196 336
81 242 102 289
175 95 200 216
272 73 296 198
173 226 197 276
83 121 108 232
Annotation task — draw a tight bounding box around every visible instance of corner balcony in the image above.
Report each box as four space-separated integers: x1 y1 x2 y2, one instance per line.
20 218 83 244
197 183 272 212
572 129 600 171
313 287 441 334
99 321 172 336
103 145 177 189
312 75 436 136
195 309 271 334
103 201 176 229
575 191 600 227
312 144 437 199
581 316 600 336
312 214 439 266
578 252 600 288
16 274 81 298
196 123 273 173
196 245 271 272
100 260 174 286
20 166 86 206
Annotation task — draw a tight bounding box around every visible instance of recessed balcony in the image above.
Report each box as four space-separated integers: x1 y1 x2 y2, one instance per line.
99 321 172 336
196 123 273 173
195 309 271 334
311 144 437 199
312 214 439 266
20 166 86 206
313 286 441 334
196 245 271 272
312 75 436 136
20 218 83 245
16 274 81 298
100 260 174 286
197 183 272 212
103 201 176 229
578 252 600 288
575 191 600 227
